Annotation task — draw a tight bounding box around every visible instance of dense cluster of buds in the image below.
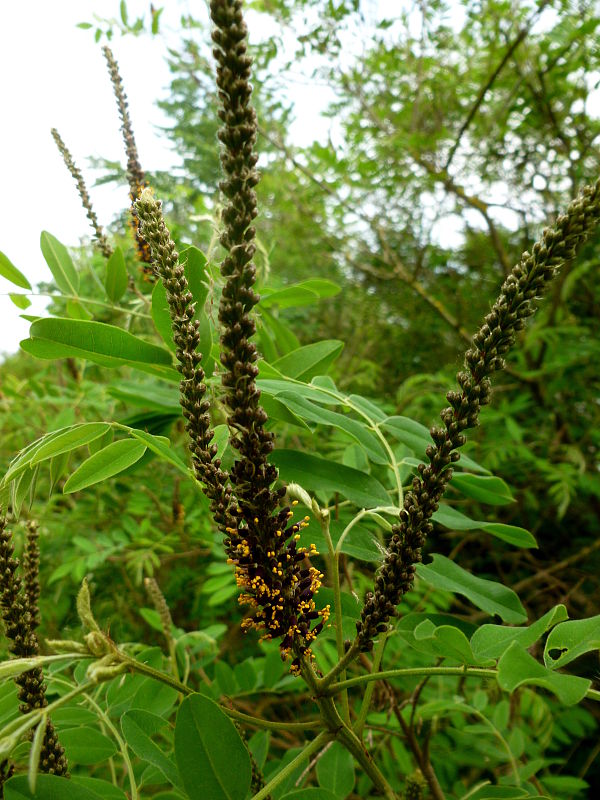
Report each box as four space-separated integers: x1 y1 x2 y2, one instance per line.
102 46 153 272
357 178 600 649
0 518 68 775
228 500 330 673
50 129 113 259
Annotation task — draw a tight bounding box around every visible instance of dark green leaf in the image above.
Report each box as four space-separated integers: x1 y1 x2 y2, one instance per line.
271 450 390 507
59 726 117 764
416 554 527 623
498 642 590 705
543 614 600 669
451 474 514 505
121 709 182 788
174 694 251 800
281 791 339 800
471 605 568 661
4 774 100 799
316 741 355 797
433 504 536 548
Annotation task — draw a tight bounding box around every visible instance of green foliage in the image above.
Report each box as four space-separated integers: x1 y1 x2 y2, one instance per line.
1 1 599 799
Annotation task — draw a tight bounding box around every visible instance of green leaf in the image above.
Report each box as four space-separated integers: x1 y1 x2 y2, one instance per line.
273 341 343 381
22 318 177 380
4 774 100 799
498 642 590 705
63 439 146 493
108 381 179 412
271 450 390 508
281 791 338 800
126 429 189 476
121 709 182 788
471 605 568 661
451 474 514 505
174 694 251 800
151 281 176 352
104 247 128 302
0 250 31 290
59 726 117 764
261 279 340 309
69 778 127 800
543 614 600 669
9 294 31 310
433 504 537 548
275 393 388 464
30 423 111 465
397 618 491 665
416 554 527 623
179 246 209 311
316 741 355 798
40 231 79 295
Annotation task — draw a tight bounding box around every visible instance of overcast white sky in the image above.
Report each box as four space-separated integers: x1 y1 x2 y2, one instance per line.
0 1 186 355
0 0 353 357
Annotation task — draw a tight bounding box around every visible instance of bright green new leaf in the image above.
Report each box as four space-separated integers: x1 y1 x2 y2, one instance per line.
273 340 344 381
104 247 128 302
58 727 117 764
9 294 31 310
498 642 590 705
121 709 182 788
543 614 600 669
471 605 568 661
30 423 111 465
416 554 527 623
40 231 79 295
271 450 390 508
63 439 147 493
451 474 514 505
22 318 178 381
0 250 31 290
316 741 355 798
174 694 251 800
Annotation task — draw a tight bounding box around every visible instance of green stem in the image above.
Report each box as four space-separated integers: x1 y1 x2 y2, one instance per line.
326 666 497 695
317 640 361 691
251 731 331 800
1 292 152 320
120 653 319 731
353 633 387 736
319 510 350 724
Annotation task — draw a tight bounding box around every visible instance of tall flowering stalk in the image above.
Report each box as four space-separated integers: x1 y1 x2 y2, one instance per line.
357 179 600 649
102 46 153 273
209 0 328 672
50 129 113 259
0 518 68 775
